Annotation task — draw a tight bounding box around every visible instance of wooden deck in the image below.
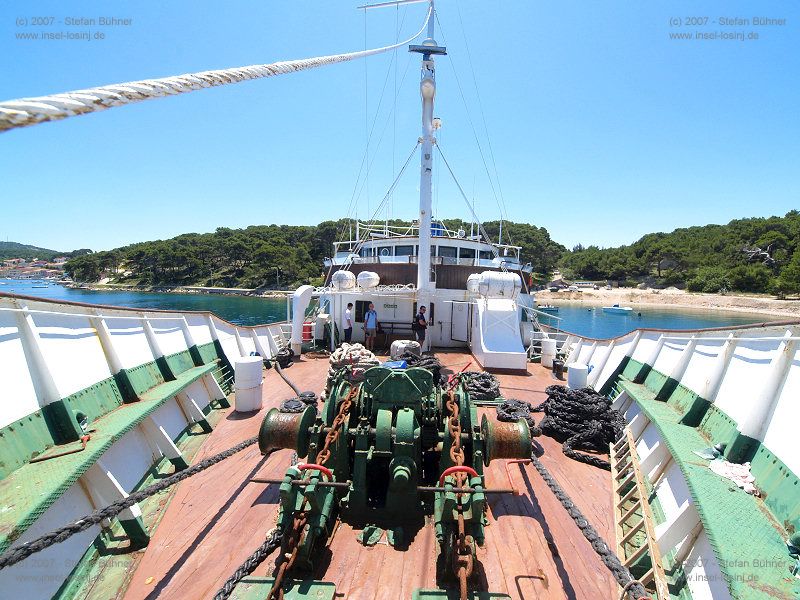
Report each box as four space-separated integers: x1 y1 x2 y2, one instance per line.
122 352 616 600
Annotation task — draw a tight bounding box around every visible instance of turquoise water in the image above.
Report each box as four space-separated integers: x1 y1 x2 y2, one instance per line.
0 280 288 326
534 302 776 339
1 279 777 335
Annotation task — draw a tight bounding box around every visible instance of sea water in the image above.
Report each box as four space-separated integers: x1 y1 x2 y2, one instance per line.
1 279 778 336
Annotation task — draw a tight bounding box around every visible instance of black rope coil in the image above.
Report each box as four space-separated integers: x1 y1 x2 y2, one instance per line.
529 453 649 600
496 399 542 437
213 527 284 600
534 385 625 470
400 351 444 383
460 371 500 400
275 348 294 369
279 392 318 414
0 437 265 571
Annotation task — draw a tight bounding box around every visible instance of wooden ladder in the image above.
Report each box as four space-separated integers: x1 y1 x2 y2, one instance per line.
610 427 670 600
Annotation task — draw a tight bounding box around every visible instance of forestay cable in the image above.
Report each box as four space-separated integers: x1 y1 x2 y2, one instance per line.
0 6 432 133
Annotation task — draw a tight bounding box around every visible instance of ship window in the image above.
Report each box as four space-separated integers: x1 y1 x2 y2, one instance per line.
359 247 372 258
479 250 494 260
395 245 414 256
438 246 457 258
377 246 392 257
459 247 476 259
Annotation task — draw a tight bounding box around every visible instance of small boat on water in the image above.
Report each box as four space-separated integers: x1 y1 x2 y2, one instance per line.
537 305 559 313
602 304 633 314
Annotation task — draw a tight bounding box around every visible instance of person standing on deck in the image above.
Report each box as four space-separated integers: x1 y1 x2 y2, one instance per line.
413 305 428 351
363 302 378 351
343 302 353 344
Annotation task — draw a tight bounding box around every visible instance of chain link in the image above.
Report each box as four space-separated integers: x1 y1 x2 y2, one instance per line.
267 385 358 599
445 391 473 600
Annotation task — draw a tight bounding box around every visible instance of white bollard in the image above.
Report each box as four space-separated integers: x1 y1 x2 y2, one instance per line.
234 356 264 412
567 363 589 389
541 338 557 369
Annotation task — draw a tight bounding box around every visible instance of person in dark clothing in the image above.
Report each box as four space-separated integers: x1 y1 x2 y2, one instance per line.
413 305 428 348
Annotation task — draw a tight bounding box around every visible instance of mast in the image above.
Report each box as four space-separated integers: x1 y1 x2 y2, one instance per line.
410 1 446 292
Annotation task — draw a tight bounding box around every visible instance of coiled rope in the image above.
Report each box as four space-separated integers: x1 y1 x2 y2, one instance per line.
400 351 444 384
213 527 284 600
460 371 500 400
534 385 625 470
0 437 267 570
0 7 432 133
496 398 542 437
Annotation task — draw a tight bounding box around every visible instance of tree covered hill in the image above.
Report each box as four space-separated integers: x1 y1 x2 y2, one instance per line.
62 211 800 296
558 211 800 295
64 219 565 289
0 241 63 261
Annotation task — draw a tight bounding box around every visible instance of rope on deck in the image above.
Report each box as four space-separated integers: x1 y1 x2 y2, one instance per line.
0 6 431 133
0 437 266 570
529 453 650 600
213 527 284 600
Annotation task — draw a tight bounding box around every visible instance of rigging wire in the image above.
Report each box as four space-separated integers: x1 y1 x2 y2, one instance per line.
0 6 433 134
339 10 411 245
364 8 370 220
434 11 506 244
435 143 497 257
455 3 513 246
338 51 415 247
346 141 420 263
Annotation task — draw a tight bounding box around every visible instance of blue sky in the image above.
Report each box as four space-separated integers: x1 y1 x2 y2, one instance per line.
1 0 798 253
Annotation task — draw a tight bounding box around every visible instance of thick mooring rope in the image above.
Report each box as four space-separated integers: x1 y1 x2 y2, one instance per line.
529 453 649 600
534 385 625 470
0 437 265 570
0 7 432 133
460 371 500 400
213 527 284 600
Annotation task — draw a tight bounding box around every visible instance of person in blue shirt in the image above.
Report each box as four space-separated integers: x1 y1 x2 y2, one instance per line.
363 302 378 351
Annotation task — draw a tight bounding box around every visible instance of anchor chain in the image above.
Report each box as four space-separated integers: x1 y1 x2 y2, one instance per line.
445 391 473 600
266 385 358 600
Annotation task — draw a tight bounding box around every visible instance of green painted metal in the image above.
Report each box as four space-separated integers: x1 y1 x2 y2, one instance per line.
230 577 336 599
52 406 226 600
113 369 138 403
155 355 176 382
698 404 740 451
255 364 521 598
618 376 799 599
165 349 196 376
620 355 642 381
62 376 124 424
197 340 220 364
750 445 800 535
119 515 149 549
125 361 166 396
41 398 85 443
642 368 668 395
188 343 205 366
599 354 631 396
0 410 56 479
0 362 218 554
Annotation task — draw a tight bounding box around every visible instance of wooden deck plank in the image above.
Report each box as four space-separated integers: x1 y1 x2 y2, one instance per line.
123 352 617 600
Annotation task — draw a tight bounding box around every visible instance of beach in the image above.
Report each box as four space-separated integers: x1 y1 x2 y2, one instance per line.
535 287 800 319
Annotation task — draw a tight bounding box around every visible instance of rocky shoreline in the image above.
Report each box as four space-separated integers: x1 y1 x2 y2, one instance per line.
70 282 291 298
